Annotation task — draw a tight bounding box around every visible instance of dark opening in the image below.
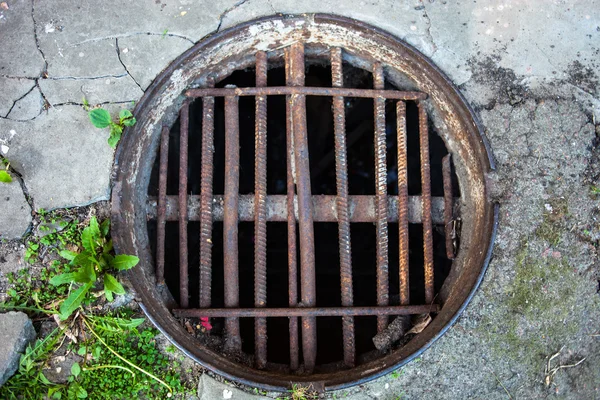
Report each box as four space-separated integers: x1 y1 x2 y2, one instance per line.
147 61 457 368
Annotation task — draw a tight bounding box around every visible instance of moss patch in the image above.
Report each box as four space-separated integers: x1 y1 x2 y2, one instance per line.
477 242 597 375
535 197 569 246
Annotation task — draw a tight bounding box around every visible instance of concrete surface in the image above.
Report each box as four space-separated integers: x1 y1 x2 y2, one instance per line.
0 311 36 386
0 177 31 239
197 374 266 400
0 0 599 398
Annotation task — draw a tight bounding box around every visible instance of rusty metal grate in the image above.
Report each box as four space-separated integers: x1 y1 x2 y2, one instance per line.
112 14 497 391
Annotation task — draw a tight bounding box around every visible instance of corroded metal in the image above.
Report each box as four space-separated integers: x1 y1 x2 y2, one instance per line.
173 304 441 318
112 14 497 392
397 101 410 306
442 154 455 260
155 126 169 285
187 86 426 100
199 77 215 308
419 103 434 304
331 46 355 368
285 46 299 372
223 93 241 352
147 194 450 223
254 51 268 369
288 42 317 374
179 103 189 308
373 63 389 333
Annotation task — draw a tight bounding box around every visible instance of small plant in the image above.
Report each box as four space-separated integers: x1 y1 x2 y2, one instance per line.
88 107 136 148
0 157 12 183
50 217 139 320
390 369 403 379
591 185 600 196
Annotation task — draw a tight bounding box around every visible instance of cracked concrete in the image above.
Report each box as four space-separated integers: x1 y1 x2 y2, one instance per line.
0 105 115 210
0 77 36 117
0 0 599 398
39 75 142 106
117 34 193 91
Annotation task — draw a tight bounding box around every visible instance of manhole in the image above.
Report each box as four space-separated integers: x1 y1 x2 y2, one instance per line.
112 14 498 391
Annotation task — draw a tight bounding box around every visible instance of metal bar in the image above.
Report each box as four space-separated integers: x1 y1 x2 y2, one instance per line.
373 63 389 333
442 154 454 260
223 92 241 352
254 51 268 369
397 102 409 305
289 42 317 373
331 47 355 368
179 103 190 308
147 195 451 224
199 77 215 308
173 304 441 318
285 47 299 371
186 86 427 100
419 103 434 304
156 126 170 285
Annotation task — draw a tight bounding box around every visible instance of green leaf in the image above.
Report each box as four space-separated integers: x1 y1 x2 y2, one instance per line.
72 251 94 268
107 131 121 148
110 255 139 271
119 109 133 122
49 272 77 286
88 108 111 129
100 219 110 237
88 216 101 244
59 249 78 261
39 371 52 385
77 347 86 356
59 282 92 320
122 117 136 127
76 386 87 399
110 124 123 135
80 226 96 253
102 239 113 255
73 264 96 283
104 287 113 302
0 170 12 183
104 273 125 295
71 362 81 377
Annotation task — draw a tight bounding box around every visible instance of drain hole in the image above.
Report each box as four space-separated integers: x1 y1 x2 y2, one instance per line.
147 61 458 368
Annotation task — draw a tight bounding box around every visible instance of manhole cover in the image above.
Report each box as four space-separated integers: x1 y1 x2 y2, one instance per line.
112 14 497 391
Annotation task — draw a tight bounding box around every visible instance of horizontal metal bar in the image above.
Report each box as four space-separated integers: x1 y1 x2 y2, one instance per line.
147 195 452 224
172 304 440 318
186 86 426 100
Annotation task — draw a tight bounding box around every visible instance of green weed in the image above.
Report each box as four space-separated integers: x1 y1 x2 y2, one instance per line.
88 108 136 148
49 216 139 319
0 157 12 183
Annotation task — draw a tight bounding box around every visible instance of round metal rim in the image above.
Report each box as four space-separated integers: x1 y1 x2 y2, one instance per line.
111 13 498 391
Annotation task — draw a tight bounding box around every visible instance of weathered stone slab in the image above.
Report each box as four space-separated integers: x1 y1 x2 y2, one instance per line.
0 105 115 210
6 86 42 121
0 77 36 117
0 177 31 239
0 0 45 77
0 312 36 386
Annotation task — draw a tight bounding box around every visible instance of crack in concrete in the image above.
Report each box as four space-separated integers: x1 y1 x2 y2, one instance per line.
420 3 438 57
6 163 35 224
115 38 144 92
2 84 37 119
216 0 250 33
44 74 130 81
52 100 137 107
71 31 195 46
30 0 48 77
